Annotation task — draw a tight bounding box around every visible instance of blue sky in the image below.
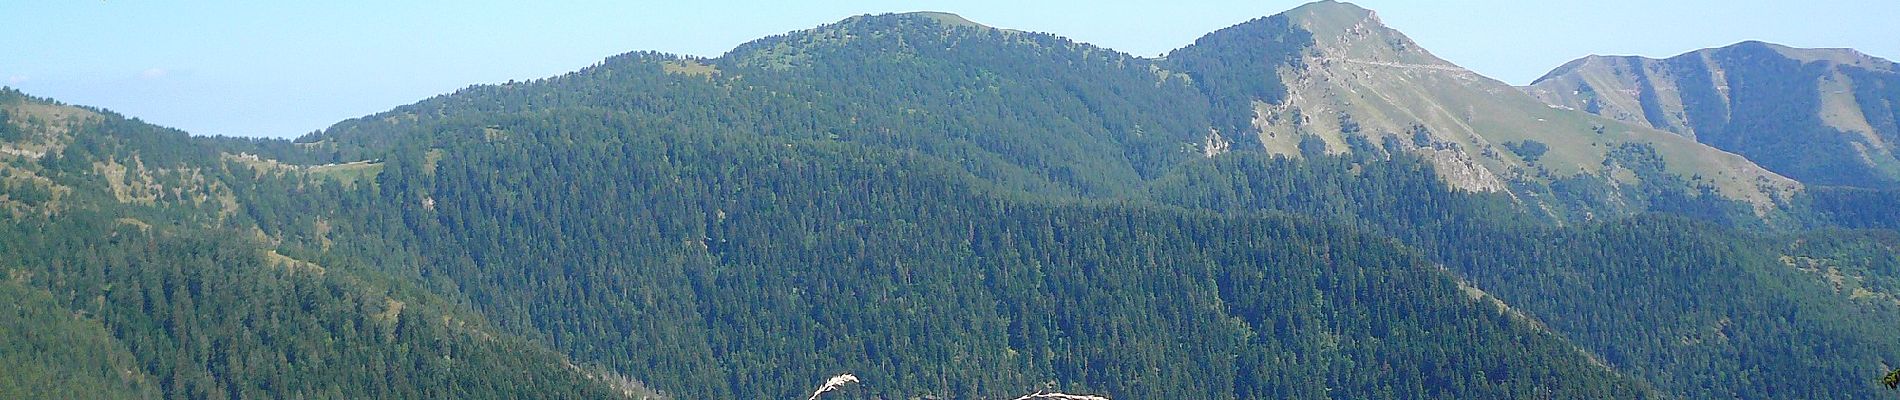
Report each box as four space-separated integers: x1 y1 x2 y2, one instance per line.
4 0 1895 139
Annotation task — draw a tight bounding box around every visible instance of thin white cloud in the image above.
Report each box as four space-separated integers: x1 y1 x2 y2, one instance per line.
139 68 168 79
5 75 25 85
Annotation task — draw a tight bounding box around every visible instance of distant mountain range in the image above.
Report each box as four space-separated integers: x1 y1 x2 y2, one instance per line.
5 1 1900 399
1527 40 1900 189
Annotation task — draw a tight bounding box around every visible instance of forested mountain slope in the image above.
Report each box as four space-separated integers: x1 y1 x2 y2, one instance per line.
0 90 647 399
5 1 1900 399
1 76 1663 398
294 52 1658 398
309 12 1218 199
307 3 1790 221
282 9 1900 396
1151 151 1900 399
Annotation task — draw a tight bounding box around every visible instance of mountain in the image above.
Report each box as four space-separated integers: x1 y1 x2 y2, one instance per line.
0 74 1665 399
1170 1 1799 218
284 5 1900 398
315 4 1792 221
312 11 1218 199
0 90 655 399
1526 40 1900 188
8 2 1900 399
278 12 1668 398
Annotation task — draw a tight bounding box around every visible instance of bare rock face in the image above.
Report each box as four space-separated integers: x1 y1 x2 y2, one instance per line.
1202 128 1232 157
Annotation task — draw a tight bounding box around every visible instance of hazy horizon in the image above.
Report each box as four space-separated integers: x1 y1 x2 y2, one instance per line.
5 0 1896 139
